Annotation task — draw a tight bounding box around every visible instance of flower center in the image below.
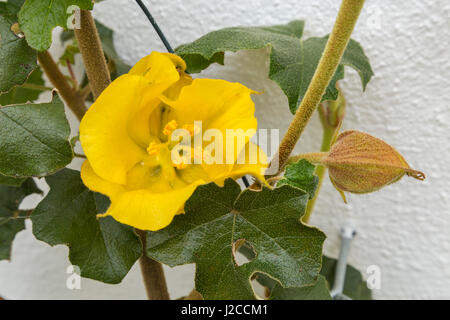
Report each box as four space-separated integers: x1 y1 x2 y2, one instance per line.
145 120 201 171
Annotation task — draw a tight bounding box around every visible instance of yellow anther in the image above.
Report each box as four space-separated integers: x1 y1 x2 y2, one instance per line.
173 154 190 170
182 124 200 136
146 142 161 156
175 162 188 170
163 120 178 136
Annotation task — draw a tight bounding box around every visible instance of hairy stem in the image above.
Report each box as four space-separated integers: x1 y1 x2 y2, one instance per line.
136 229 170 300
303 88 346 223
267 0 365 177
302 126 335 223
37 51 86 121
74 10 111 100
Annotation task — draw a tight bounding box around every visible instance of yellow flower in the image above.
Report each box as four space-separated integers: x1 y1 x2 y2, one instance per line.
79 52 267 231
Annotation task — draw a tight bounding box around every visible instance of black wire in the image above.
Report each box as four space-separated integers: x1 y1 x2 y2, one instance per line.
135 0 174 53
241 176 250 187
135 0 250 189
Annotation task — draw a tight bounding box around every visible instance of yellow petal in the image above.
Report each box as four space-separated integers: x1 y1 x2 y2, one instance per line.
80 160 125 202
160 79 258 179
162 79 256 133
80 60 182 185
129 52 185 81
80 75 150 184
128 52 186 148
103 180 205 231
212 142 268 186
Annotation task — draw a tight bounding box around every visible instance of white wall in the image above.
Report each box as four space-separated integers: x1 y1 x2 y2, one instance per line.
1 0 449 299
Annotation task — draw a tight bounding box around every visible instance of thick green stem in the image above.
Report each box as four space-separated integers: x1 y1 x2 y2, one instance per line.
267 0 365 177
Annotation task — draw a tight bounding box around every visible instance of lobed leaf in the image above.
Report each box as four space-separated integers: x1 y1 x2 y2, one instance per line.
0 68 44 105
146 179 325 300
269 275 331 300
31 168 142 284
0 178 41 260
0 94 73 178
278 159 319 199
176 20 373 113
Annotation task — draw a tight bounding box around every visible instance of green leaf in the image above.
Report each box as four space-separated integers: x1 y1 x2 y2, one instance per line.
18 0 94 51
0 94 73 178
31 168 142 284
0 178 41 260
0 67 45 105
269 275 332 300
0 14 37 94
0 174 26 187
59 43 79 66
146 179 325 300
320 255 372 300
278 159 319 199
0 0 25 16
176 20 373 113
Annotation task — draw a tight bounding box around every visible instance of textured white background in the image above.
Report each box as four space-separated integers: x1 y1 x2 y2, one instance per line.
1 0 449 299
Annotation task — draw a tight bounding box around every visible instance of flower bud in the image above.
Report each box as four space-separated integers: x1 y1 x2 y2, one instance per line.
320 130 425 201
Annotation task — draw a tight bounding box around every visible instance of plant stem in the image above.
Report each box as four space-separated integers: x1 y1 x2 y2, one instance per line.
74 10 111 100
288 152 328 165
303 88 346 223
135 229 170 300
37 51 86 121
65 59 78 88
302 124 335 223
267 0 365 177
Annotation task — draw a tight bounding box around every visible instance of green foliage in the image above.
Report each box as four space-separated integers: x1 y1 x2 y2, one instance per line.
278 159 319 199
0 14 37 94
270 275 332 300
176 20 373 113
0 94 73 178
0 178 41 260
0 68 44 105
321 255 372 300
59 43 80 66
146 179 325 300
18 0 94 51
0 174 26 187
32 169 142 284
0 0 25 16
